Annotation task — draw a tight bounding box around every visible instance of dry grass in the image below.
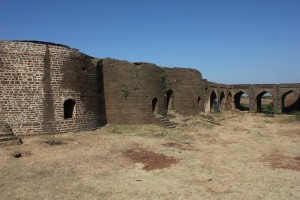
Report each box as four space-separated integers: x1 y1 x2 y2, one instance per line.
0 113 300 200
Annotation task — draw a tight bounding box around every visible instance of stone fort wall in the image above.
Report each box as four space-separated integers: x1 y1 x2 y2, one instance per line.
100 58 205 124
0 41 106 135
163 67 204 116
101 58 165 124
0 40 299 135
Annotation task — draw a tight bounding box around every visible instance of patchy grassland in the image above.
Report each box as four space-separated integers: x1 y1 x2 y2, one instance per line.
1 112 300 200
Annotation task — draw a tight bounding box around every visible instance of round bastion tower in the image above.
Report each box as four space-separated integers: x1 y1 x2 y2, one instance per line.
0 40 106 135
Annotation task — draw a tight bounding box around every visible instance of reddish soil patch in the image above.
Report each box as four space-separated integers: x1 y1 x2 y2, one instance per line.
123 148 178 171
263 154 300 171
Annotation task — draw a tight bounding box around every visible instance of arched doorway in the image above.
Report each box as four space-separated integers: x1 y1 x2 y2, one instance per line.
227 92 233 111
256 91 273 112
165 90 174 114
210 91 219 112
219 91 225 111
197 96 201 111
197 96 201 105
152 97 158 114
282 90 300 113
165 90 174 113
64 99 76 119
234 91 249 111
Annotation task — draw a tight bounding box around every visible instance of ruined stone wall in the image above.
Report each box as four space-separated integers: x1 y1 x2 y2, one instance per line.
203 83 300 113
228 84 300 113
101 58 165 124
1 40 299 135
203 81 228 112
164 68 203 115
0 41 106 135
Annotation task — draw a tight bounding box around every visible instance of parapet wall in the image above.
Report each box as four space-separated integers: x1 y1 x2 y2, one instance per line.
101 58 205 124
163 67 203 115
101 58 165 124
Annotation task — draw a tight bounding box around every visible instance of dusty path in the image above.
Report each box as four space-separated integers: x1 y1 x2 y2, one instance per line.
0 112 299 199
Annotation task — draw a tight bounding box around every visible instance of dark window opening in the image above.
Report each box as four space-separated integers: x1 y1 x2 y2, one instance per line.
152 97 158 113
166 90 174 110
64 99 76 119
197 96 201 105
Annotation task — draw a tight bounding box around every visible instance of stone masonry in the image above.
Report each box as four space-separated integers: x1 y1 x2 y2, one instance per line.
0 40 299 135
0 41 106 135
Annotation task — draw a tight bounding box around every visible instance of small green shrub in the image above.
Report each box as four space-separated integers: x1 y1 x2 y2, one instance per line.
121 85 129 98
261 105 275 117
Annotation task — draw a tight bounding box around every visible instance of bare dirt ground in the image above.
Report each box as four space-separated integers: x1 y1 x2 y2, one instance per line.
1 112 300 200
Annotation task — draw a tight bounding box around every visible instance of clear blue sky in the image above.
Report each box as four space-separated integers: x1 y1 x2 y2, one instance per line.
1 0 299 84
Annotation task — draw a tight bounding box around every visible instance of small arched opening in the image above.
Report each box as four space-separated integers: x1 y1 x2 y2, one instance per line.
234 91 249 111
256 91 273 113
165 90 174 111
197 96 201 105
64 99 76 119
227 92 233 110
197 96 201 111
219 91 225 111
152 97 158 114
282 90 300 113
210 91 219 112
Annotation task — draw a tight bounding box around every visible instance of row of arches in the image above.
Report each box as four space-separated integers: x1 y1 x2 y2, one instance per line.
152 89 206 116
152 89 300 115
209 91 229 112
208 89 300 113
151 89 300 116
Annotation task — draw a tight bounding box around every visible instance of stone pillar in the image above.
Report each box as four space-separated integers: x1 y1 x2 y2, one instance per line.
274 85 282 114
248 86 257 112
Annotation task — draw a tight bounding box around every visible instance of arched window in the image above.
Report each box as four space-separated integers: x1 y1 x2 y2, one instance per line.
152 97 158 113
64 99 76 119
